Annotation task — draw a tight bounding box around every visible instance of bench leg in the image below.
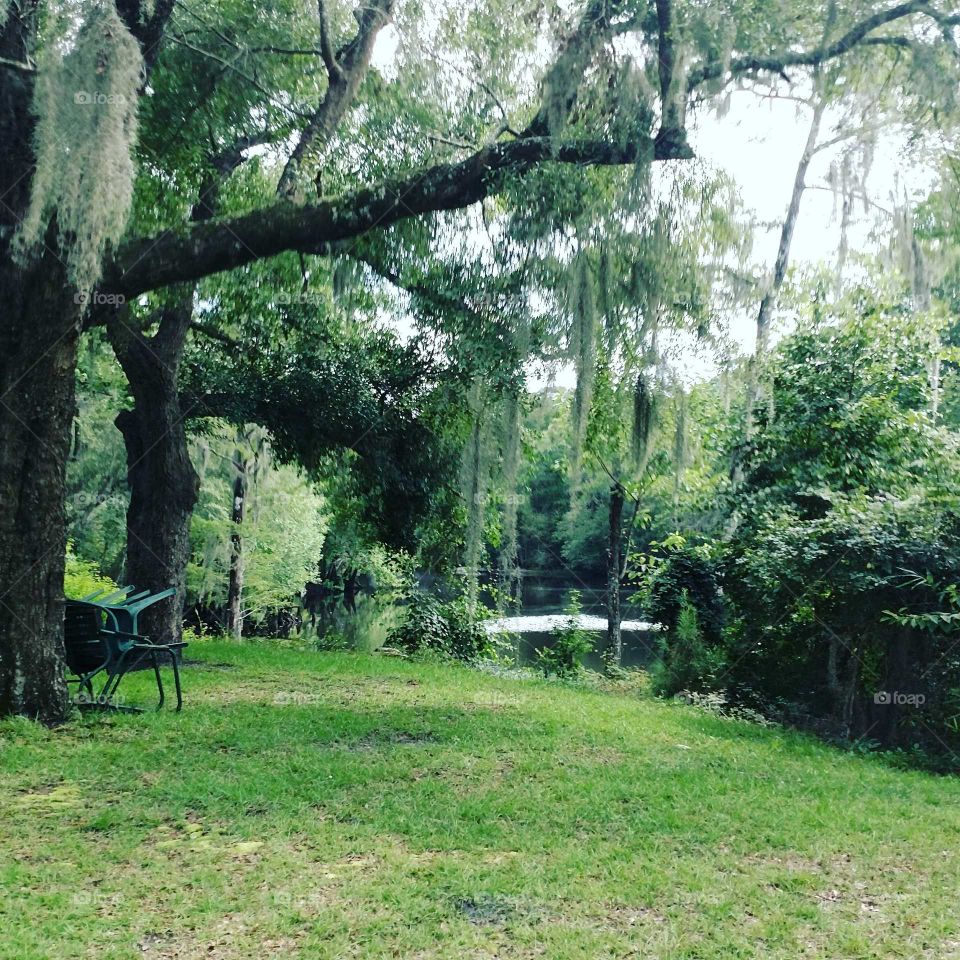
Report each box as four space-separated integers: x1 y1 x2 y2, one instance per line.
170 653 183 712
151 651 166 711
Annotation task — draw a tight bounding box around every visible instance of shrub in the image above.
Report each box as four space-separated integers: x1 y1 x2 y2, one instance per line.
387 591 494 662
650 591 727 696
644 546 725 645
723 496 960 748
315 630 353 652
537 591 593 678
64 544 116 599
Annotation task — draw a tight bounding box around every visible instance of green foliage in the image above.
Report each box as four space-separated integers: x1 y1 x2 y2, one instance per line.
68 333 129 579
387 591 495 662
64 545 116 600
883 576 960 634
537 591 593 679
650 591 727 697
636 538 725 646
722 299 960 749
188 423 327 625
740 301 950 505
182 296 468 556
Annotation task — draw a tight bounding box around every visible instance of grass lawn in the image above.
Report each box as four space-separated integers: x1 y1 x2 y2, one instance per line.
3 641 960 959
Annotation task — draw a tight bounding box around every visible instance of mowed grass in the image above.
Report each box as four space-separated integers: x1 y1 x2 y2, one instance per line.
3 642 960 959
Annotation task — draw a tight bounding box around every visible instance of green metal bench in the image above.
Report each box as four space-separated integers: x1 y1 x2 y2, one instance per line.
64 587 185 712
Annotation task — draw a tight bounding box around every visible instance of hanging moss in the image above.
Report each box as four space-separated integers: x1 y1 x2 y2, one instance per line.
460 385 493 615
15 1 143 300
672 387 689 504
569 251 597 481
597 242 619 354
631 373 657 470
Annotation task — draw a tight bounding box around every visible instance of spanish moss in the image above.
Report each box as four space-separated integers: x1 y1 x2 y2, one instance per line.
15 1 143 299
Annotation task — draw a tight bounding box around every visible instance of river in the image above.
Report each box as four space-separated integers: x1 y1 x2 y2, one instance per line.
304 575 660 670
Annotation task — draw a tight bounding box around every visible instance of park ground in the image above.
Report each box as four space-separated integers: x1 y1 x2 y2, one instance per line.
2 641 960 959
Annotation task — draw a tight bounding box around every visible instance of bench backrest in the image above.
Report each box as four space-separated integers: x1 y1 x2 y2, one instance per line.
63 603 109 675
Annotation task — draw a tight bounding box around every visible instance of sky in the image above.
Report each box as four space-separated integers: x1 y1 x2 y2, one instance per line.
369 21 939 385
693 88 935 354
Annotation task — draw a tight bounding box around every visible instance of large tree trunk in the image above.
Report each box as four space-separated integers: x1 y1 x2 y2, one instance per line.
0 0 178 720
109 300 199 648
0 0 72 723
605 483 625 670
0 260 81 723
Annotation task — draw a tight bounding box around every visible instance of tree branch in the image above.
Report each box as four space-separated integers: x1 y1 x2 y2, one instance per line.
277 0 394 199
689 0 953 89
654 0 690 158
317 0 344 82
115 0 176 78
191 319 239 348
106 134 681 298
0 54 34 73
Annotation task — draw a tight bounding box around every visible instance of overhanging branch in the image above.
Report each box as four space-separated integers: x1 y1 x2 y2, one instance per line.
689 0 954 89
107 134 674 298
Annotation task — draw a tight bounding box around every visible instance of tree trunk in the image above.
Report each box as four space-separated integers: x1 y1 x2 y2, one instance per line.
840 641 860 737
875 626 914 747
109 300 199 648
0 260 81 722
225 454 248 639
605 483 625 670
826 632 840 713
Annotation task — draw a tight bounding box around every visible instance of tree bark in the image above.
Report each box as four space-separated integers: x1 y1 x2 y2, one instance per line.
225 449 248 639
0 0 176 720
0 258 80 723
606 483 625 670
108 299 200 648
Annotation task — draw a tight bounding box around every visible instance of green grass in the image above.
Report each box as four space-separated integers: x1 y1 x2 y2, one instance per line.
3 641 960 959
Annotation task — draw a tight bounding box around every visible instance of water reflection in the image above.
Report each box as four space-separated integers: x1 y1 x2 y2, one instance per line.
484 579 659 671
303 574 659 671
301 589 402 652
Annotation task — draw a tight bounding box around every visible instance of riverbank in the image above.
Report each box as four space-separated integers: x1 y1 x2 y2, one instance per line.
3 640 960 958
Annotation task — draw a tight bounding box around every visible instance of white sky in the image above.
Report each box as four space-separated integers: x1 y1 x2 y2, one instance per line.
693 88 935 354
370 26 940 386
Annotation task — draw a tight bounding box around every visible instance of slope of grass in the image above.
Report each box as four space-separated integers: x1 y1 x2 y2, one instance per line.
2 640 960 959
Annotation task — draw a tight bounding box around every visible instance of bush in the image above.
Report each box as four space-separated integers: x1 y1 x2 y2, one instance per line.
64 544 116 599
724 496 960 748
650 591 727 697
315 630 353 652
387 591 494 662
643 546 725 645
537 591 593 678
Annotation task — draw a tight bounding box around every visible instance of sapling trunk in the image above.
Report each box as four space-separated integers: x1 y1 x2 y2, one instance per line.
606 483 625 670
